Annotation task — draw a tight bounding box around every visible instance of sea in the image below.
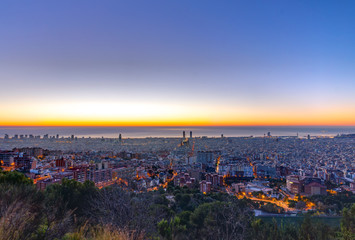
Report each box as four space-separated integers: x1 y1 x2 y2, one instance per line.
0 126 354 138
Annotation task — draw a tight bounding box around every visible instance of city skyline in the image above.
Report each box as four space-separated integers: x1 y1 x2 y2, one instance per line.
1 1 355 127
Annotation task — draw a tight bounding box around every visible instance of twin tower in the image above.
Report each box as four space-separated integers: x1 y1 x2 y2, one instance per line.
183 131 192 139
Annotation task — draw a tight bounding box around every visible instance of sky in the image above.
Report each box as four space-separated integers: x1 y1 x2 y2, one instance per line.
0 0 354 126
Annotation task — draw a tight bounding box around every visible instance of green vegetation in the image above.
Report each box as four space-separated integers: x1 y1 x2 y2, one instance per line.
340 204 355 240
0 170 33 185
311 191 355 214
260 203 285 214
0 171 354 240
258 216 341 228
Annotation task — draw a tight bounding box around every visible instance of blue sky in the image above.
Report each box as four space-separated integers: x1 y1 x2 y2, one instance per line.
0 1 354 126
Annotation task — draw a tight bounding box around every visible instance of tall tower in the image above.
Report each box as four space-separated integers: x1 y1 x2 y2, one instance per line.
119 133 122 142
183 131 186 139
190 131 192 138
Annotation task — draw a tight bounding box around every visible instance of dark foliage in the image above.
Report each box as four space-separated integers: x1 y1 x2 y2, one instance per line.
0 171 352 240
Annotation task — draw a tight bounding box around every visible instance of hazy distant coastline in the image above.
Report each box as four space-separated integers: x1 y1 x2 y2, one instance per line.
0 126 354 138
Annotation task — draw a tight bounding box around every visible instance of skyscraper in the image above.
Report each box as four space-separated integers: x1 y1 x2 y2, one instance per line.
119 133 122 142
190 131 192 138
183 131 186 139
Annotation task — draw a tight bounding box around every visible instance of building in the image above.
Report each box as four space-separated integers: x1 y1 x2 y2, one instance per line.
53 171 75 181
17 147 43 157
0 151 15 166
14 154 32 171
200 180 212 193
286 175 302 194
256 165 276 178
197 151 213 165
36 179 60 191
205 173 224 187
304 182 327 195
55 158 66 167
174 172 196 188
93 168 112 183
112 167 135 180
232 183 246 193
68 166 89 183
350 182 355 191
287 175 326 195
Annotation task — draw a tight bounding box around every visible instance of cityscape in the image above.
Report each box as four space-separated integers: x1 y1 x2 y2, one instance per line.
1 131 354 201
1 0 355 240
1 130 355 239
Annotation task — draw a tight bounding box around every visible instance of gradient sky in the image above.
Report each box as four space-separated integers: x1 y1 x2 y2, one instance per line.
1 0 355 126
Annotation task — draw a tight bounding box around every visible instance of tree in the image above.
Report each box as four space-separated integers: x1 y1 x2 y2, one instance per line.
158 219 172 240
158 217 187 240
0 172 48 240
178 194 191 210
296 201 307 210
339 203 355 240
189 198 253 240
268 218 282 240
0 170 33 185
299 217 336 240
88 185 167 239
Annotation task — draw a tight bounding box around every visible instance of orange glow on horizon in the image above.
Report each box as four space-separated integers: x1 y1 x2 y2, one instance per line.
1 100 354 127
1 121 354 127
1 113 355 127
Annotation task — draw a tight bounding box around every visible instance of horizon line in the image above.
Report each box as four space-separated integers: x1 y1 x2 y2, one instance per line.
1 124 355 128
